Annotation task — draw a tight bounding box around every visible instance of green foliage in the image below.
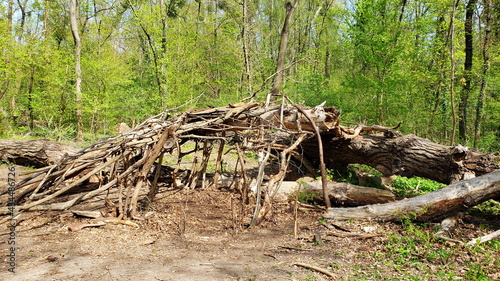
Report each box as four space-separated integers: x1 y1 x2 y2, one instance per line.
377 219 500 280
390 176 446 197
291 187 322 205
0 0 498 151
468 200 500 218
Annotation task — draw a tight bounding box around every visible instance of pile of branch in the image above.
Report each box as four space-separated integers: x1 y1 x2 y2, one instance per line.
1 98 499 226
1 100 340 220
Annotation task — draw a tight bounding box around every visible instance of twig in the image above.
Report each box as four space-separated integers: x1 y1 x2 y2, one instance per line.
235 143 250 201
467 229 500 245
294 182 301 239
286 97 331 208
294 262 337 278
279 246 314 251
434 213 463 244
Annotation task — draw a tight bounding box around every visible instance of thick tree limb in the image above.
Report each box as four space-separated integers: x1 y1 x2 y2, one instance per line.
304 133 500 184
0 139 78 167
302 181 395 206
323 170 500 221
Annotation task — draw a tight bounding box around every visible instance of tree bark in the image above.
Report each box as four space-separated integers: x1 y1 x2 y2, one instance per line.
70 0 84 142
302 133 500 185
459 0 477 143
323 170 500 222
448 0 458 144
270 0 299 100
0 139 78 167
241 0 253 96
302 181 395 206
473 0 491 148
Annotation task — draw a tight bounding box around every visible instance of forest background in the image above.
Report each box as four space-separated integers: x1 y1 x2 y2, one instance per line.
0 0 498 152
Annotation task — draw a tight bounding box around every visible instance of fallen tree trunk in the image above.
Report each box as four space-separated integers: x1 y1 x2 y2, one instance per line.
323 170 500 221
0 139 78 167
301 181 395 206
303 133 500 184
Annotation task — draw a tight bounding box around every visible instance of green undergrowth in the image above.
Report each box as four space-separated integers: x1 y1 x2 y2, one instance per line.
390 176 446 197
324 164 446 197
378 219 500 280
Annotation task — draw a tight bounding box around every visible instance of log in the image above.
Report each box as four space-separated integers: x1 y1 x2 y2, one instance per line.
302 181 395 206
303 133 500 184
323 170 500 221
0 139 78 168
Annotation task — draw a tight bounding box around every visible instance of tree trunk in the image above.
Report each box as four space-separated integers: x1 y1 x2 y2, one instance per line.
473 0 491 148
302 181 395 206
0 139 78 167
241 0 253 96
448 0 458 144
270 0 299 101
70 0 84 142
459 0 477 143
302 133 500 185
324 170 500 221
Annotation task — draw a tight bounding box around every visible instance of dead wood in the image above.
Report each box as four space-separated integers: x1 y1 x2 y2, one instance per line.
68 221 106 232
303 133 500 184
467 229 500 245
0 97 499 225
323 170 500 222
0 139 78 167
294 262 337 278
327 231 384 239
302 181 396 206
434 213 464 243
1 100 340 220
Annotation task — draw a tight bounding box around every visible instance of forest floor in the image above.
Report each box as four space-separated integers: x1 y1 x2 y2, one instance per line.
1 165 499 281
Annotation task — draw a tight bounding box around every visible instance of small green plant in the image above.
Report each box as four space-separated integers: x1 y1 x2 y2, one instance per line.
465 263 490 279
390 176 445 197
291 188 322 205
468 200 500 217
323 167 358 184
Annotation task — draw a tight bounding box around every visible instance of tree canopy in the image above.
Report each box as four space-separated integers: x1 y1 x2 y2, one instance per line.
0 0 499 151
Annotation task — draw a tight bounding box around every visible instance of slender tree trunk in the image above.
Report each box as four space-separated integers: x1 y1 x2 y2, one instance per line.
9 0 28 117
428 16 447 135
0 0 14 100
159 0 168 107
473 0 491 148
270 0 299 101
459 0 477 143
44 0 51 40
448 0 458 145
70 0 84 141
7 0 13 34
27 68 35 130
16 0 28 43
242 0 253 96
324 50 330 78
129 5 163 106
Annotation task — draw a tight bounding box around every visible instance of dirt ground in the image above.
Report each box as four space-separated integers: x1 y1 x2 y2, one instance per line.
1 166 499 281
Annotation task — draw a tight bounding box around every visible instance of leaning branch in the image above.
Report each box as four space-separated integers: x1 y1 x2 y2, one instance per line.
324 170 500 221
